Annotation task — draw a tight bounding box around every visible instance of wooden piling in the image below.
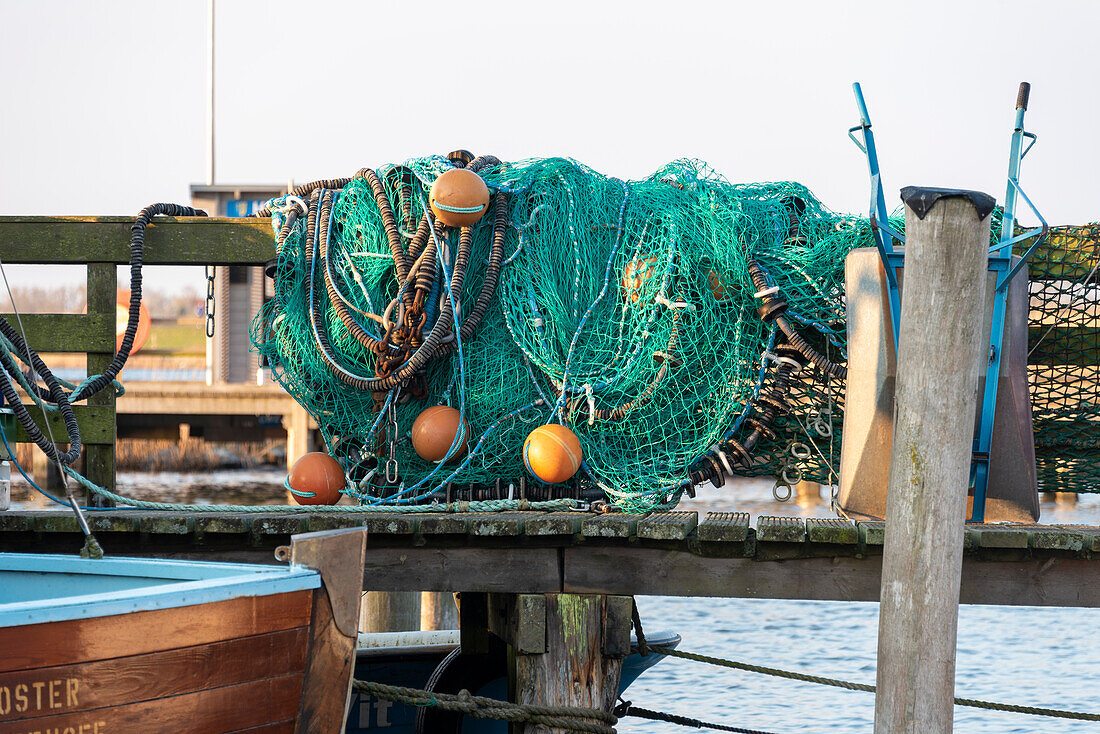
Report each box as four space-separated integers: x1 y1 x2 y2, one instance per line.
510 593 631 734
359 591 420 633
420 591 458 630
874 189 993 733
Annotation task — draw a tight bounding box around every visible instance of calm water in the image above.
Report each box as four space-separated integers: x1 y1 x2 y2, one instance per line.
9 472 1100 732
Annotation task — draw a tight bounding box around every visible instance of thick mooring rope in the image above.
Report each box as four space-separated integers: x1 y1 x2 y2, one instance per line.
352 680 618 734
650 646 1100 722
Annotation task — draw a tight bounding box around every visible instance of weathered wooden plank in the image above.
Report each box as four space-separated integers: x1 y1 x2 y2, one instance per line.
417 514 470 534
470 512 537 537
11 404 115 445
806 518 858 545
637 511 697 541
515 594 547 654
0 313 114 353
602 596 634 657
0 515 30 532
252 517 307 540
197 515 253 535
33 515 82 533
304 515 365 532
0 216 276 265
581 515 637 539
139 516 192 535
0 627 307 722
1 590 313 672
697 512 749 543
88 515 138 533
756 515 806 543
524 512 582 536
971 526 1030 549
362 548 561 593
363 515 414 536
859 520 886 547
562 547 1100 606
1029 526 1091 552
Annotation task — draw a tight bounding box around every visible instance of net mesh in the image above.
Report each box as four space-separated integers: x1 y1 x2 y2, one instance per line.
1020 222 1100 493
252 157 872 511
250 154 1100 508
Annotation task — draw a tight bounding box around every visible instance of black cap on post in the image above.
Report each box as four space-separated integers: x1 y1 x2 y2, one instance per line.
899 186 996 221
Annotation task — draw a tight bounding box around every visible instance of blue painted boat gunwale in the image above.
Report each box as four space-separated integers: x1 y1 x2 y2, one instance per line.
0 552 321 629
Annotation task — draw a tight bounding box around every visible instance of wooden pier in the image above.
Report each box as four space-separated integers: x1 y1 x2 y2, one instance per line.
4 211 1100 732
1 509 1097 607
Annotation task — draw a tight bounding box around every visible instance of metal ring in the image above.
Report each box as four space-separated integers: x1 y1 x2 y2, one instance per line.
781 466 803 486
772 481 793 502
790 443 812 460
813 419 832 437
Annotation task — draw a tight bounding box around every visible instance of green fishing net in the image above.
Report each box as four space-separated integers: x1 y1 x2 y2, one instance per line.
250 152 1100 508
252 156 871 511
1019 222 1100 493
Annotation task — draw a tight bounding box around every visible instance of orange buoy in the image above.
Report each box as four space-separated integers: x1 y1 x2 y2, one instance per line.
621 255 659 304
115 289 152 354
287 452 345 505
429 169 490 228
411 405 469 462
706 268 730 302
523 424 583 484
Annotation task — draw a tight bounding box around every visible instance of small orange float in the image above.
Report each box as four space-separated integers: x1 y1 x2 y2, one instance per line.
411 405 469 462
429 168 490 228
621 255 659 304
287 452 345 505
523 424 583 484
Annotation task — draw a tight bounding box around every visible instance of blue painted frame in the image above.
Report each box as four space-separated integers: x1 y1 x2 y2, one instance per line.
0 553 320 628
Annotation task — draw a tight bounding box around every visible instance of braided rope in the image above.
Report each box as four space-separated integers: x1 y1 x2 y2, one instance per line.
615 702 781 734
651 646 1100 722
63 466 578 514
352 680 617 734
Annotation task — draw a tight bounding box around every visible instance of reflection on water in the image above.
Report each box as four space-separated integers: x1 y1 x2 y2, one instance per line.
8 470 1100 732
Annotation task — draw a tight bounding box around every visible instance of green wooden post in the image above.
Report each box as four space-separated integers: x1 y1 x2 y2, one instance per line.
84 262 116 506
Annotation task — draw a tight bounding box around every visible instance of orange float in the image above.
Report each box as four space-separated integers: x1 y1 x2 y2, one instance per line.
115 289 152 354
523 424 583 484
287 452 345 505
621 255 659 304
411 405 469 462
429 168 490 228
706 268 731 302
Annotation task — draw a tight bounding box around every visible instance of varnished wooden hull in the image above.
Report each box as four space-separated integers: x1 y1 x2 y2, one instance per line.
0 592 312 733
1 527 367 734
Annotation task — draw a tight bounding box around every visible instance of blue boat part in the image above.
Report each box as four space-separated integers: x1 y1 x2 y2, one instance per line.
0 552 320 628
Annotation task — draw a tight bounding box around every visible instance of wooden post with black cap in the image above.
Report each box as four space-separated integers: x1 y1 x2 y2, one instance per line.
873 186 994 734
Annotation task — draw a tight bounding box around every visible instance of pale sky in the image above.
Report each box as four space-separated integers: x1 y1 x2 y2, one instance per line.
2 0 1097 295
